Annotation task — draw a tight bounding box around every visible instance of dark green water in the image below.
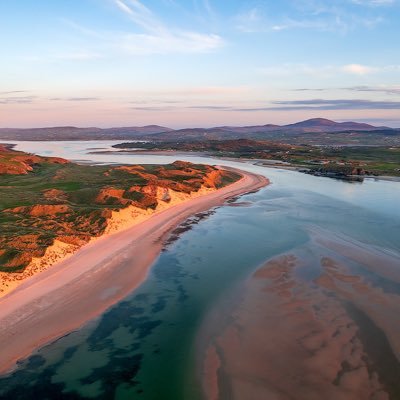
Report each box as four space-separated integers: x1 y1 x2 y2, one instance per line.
1 144 399 400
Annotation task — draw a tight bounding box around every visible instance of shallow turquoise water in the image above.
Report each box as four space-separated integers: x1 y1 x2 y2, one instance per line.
0 142 399 399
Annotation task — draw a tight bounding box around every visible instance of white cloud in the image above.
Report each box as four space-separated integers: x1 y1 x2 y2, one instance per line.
60 0 223 58
234 0 389 34
341 64 377 74
118 31 223 55
235 8 265 33
351 0 395 6
203 0 214 15
112 0 224 54
114 0 166 34
258 63 384 77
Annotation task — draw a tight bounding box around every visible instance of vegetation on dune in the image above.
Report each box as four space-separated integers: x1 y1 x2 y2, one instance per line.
115 139 400 177
0 146 240 273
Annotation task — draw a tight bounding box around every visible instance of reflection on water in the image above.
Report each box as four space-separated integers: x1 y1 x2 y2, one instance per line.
9 140 400 219
0 141 399 400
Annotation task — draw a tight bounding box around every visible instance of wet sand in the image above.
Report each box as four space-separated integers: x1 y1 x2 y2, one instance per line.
0 168 269 375
201 233 400 400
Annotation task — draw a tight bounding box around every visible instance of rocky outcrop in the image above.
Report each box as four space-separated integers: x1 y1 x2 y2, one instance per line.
95 188 129 205
0 144 68 175
8 204 71 216
43 189 67 202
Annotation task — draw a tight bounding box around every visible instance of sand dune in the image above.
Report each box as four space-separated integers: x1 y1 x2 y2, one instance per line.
0 182 216 297
0 167 268 374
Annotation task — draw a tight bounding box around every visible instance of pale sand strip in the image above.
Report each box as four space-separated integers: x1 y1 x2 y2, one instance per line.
0 184 216 297
0 168 268 374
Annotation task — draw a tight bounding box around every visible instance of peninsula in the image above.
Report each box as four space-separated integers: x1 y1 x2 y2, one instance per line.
0 144 241 296
113 139 400 179
0 144 268 373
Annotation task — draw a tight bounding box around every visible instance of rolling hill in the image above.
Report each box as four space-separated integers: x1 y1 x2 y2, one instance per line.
0 119 398 145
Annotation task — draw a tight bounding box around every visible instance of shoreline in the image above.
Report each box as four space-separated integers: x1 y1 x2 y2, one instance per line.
4 142 399 181
0 167 269 375
0 178 219 297
79 148 400 182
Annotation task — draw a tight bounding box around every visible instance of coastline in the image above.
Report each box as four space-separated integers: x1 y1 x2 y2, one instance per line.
83 149 400 182
5 142 399 181
0 182 217 297
0 168 269 375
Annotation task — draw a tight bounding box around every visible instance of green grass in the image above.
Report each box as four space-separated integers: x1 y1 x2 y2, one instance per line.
123 191 145 201
124 140 400 177
0 158 240 272
217 172 242 188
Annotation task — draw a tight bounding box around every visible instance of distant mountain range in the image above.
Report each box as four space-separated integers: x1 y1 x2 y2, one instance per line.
0 125 173 141
0 119 399 146
145 118 393 141
213 118 386 134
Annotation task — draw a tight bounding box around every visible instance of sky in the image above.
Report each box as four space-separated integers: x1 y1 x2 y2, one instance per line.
1 0 400 128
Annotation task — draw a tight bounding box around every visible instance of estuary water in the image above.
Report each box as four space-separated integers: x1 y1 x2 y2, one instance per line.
0 141 399 399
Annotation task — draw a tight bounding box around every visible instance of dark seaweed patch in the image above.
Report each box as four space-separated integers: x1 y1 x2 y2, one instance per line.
163 210 216 249
345 302 400 399
151 296 168 313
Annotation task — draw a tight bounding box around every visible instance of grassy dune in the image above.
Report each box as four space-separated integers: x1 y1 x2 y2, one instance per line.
0 146 240 273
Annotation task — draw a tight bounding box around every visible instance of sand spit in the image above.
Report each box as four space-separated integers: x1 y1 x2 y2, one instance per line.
0 183 215 297
0 168 268 375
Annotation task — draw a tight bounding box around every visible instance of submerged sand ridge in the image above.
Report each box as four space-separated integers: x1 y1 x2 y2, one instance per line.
201 233 400 400
0 168 268 375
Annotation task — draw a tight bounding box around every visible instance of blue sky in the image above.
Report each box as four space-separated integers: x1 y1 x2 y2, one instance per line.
1 0 400 128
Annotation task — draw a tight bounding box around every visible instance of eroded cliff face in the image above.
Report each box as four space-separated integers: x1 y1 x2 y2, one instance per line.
0 144 68 175
0 148 240 293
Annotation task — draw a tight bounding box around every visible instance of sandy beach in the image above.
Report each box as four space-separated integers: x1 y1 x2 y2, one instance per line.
0 173 219 297
0 167 268 375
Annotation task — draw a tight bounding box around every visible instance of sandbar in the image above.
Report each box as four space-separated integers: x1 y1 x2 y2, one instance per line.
0 167 269 374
